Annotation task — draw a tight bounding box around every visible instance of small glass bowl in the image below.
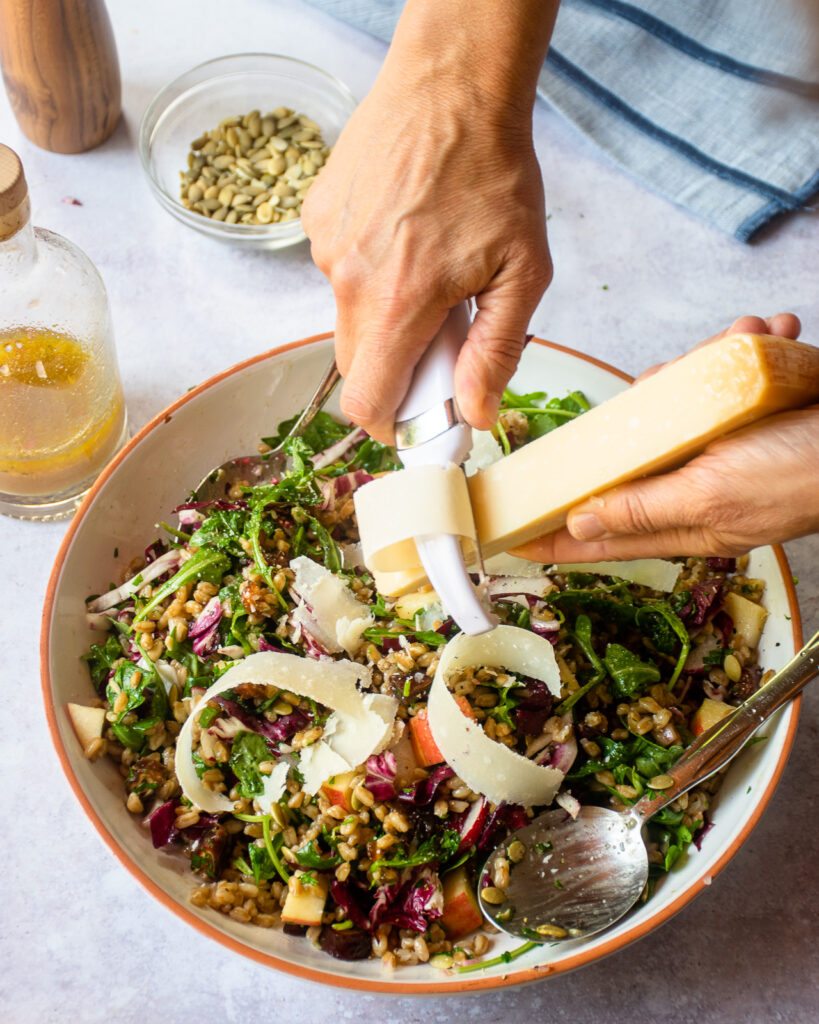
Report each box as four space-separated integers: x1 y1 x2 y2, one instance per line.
138 53 356 249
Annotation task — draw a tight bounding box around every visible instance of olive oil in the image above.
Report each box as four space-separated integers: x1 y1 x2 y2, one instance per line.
0 327 125 497
0 144 127 517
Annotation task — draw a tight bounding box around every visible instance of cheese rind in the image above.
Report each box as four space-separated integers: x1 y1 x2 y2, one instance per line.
365 335 819 594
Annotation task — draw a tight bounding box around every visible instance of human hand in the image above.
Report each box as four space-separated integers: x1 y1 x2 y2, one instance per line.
513 314 819 561
301 0 558 443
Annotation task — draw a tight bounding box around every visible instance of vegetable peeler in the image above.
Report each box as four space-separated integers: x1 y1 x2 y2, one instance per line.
393 303 496 635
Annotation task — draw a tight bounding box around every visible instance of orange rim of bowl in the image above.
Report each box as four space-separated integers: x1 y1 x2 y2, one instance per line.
41 333 803 994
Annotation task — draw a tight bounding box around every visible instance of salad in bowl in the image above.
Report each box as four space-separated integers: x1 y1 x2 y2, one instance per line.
66 384 778 974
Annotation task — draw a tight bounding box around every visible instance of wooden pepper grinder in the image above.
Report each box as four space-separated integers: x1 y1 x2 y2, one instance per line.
0 0 120 153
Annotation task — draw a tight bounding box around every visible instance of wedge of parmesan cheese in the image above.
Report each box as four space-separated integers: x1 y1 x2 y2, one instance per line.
427 625 565 807
175 652 397 813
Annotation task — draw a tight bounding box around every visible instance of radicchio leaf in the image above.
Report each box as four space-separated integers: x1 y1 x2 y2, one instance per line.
397 765 454 807
476 802 530 856
370 870 442 932
364 751 397 801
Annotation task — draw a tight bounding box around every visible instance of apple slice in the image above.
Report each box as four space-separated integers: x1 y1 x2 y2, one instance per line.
394 587 440 621
281 871 329 926
319 770 358 812
409 697 475 767
66 703 107 750
722 591 768 650
453 796 489 853
439 866 483 940
691 697 734 737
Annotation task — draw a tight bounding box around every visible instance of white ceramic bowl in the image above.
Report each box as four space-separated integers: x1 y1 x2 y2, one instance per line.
41 335 802 994
138 54 356 249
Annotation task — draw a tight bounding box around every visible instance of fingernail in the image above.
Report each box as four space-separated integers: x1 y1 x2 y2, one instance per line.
568 513 611 541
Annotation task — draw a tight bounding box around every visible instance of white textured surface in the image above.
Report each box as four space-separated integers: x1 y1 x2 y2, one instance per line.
0 1 817 1021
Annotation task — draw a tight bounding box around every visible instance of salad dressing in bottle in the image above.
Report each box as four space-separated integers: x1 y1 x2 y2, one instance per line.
0 144 127 519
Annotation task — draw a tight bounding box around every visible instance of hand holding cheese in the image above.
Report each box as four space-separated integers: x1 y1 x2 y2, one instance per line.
517 315 819 562
355 324 819 594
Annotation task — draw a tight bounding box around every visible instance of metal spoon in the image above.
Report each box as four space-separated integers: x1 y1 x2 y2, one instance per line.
479 627 819 943
192 356 341 502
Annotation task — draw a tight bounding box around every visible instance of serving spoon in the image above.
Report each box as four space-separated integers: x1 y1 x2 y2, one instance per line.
192 356 341 502
479 627 819 943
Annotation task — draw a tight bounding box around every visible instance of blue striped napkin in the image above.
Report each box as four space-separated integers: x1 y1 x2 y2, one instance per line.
303 0 819 241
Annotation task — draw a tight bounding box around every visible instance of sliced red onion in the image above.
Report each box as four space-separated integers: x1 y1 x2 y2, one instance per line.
534 734 578 775
188 596 222 640
86 549 184 613
311 426 367 471
318 469 374 511
177 508 205 528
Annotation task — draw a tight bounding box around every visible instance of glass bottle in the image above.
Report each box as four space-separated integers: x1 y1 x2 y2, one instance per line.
0 144 127 519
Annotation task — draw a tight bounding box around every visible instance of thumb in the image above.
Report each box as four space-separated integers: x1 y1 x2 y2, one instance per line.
566 472 702 544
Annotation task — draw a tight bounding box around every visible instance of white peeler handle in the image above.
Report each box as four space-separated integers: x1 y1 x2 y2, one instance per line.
395 302 496 636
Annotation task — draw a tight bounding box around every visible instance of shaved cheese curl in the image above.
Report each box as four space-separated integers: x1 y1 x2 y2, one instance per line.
427 625 565 807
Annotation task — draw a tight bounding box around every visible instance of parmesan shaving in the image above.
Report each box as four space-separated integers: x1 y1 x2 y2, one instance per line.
354 465 477 573
175 652 398 812
290 555 373 655
427 625 565 807
553 559 683 592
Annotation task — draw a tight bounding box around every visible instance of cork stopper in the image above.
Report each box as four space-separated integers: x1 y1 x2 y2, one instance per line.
0 145 30 240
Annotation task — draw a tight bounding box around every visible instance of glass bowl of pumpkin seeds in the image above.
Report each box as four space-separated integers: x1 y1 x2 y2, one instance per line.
139 53 356 248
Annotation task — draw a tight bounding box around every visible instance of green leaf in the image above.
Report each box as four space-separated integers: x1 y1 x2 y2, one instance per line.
110 716 161 752
228 731 270 798
556 614 607 713
635 602 691 689
106 660 151 722
294 839 342 869
83 633 124 689
262 410 349 454
603 643 661 700
133 547 230 624
188 509 249 556
370 829 460 871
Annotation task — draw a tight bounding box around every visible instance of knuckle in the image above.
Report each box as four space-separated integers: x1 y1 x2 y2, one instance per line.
614 490 658 536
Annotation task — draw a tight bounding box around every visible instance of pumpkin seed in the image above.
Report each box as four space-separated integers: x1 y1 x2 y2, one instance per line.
180 107 330 225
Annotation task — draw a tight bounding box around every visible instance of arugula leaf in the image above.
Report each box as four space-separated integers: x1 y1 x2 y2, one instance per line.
189 509 249 556
106 660 151 722
486 678 522 729
262 410 349 455
603 643 662 700
556 614 607 713
83 633 124 690
500 388 591 440
110 716 161 752
133 547 230 623
370 829 460 870
544 581 638 627
635 602 691 689
363 622 448 648
294 839 342 869
229 731 270 798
